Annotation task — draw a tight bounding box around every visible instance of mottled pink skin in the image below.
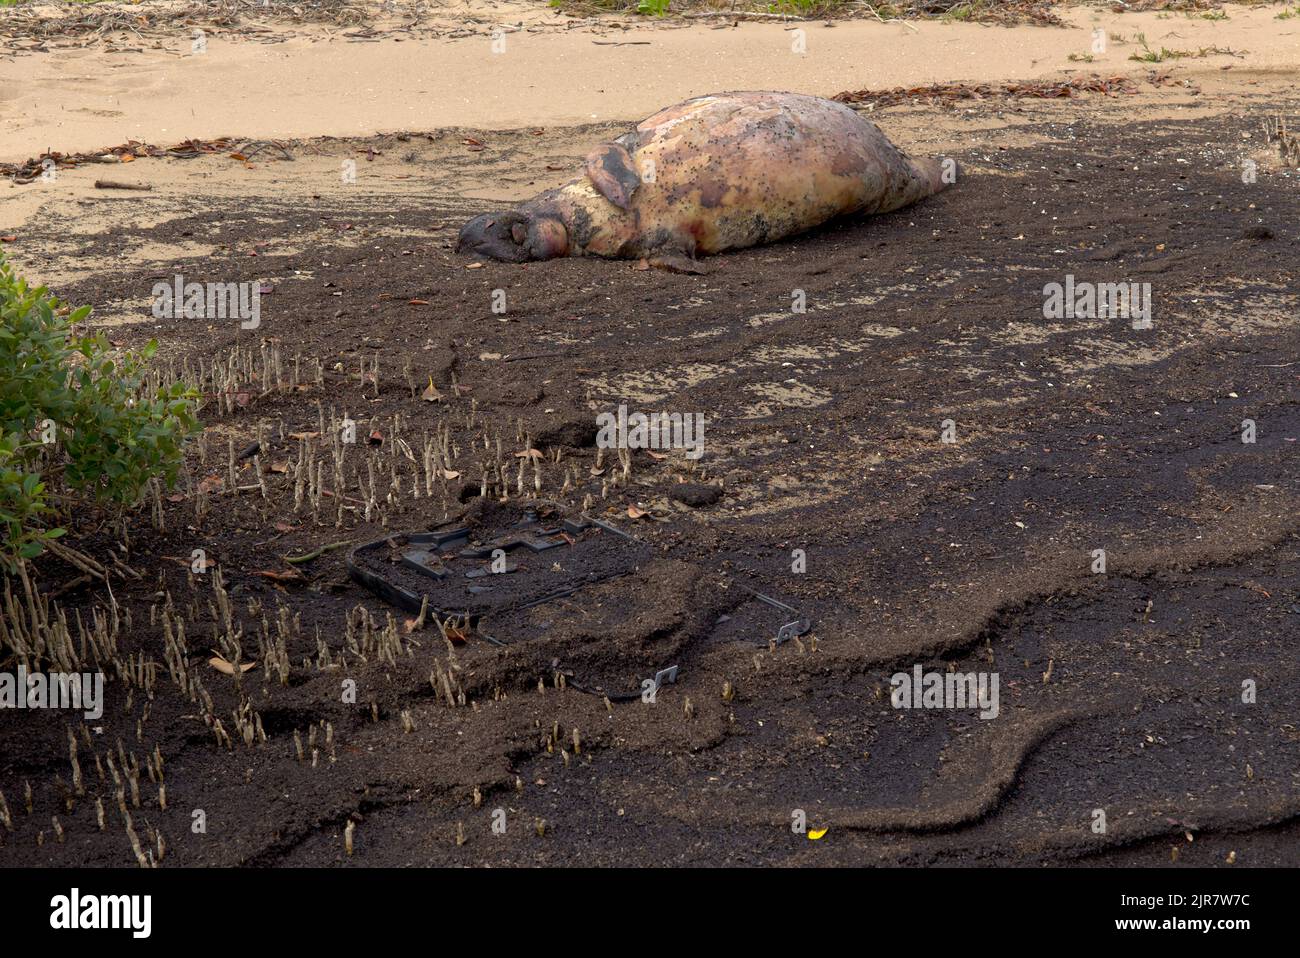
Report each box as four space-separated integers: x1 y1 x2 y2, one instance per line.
461 92 955 264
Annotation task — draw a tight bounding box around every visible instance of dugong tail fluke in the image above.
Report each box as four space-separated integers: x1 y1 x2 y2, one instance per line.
897 156 960 210
457 92 960 269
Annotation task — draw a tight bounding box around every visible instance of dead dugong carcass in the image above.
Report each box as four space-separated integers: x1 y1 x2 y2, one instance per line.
456 91 957 271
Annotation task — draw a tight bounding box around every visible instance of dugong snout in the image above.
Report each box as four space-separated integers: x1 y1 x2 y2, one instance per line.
456 209 569 262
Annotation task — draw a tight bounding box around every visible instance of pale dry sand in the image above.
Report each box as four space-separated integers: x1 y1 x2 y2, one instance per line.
2 75 1285 298
2 2 1297 163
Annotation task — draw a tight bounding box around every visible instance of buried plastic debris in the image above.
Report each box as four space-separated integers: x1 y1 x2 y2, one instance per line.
738 585 812 647
348 507 812 700
347 511 650 620
569 664 680 704
703 583 812 652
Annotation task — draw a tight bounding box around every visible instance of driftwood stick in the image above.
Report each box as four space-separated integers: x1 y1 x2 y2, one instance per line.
93 180 152 191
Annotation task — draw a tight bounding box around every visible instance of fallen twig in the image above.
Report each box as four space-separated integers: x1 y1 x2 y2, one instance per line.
44 540 107 580
283 540 352 565
93 180 152 191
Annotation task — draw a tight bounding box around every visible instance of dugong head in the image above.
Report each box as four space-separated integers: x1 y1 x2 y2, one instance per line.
456 205 570 262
